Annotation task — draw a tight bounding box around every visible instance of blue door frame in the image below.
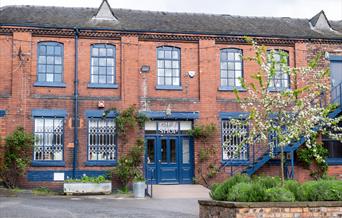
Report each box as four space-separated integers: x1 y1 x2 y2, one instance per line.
145 135 194 184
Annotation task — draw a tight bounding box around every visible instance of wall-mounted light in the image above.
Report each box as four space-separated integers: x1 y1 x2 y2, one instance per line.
188 71 196 78
98 101 105 108
140 65 150 73
165 104 172 116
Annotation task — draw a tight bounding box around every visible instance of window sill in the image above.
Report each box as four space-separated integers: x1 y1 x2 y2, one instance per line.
84 161 116 166
34 82 66 88
31 161 65 167
155 85 183 90
221 160 249 166
267 87 291 92
218 86 246 92
326 158 342 165
87 83 119 89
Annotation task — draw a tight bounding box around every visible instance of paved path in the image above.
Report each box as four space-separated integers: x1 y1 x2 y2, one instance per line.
152 185 210 199
0 185 210 217
0 196 199 218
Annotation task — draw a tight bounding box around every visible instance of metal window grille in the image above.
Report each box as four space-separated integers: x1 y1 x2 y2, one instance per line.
220 49 243 88
34 118 64 160
157 46 181 86
90 44 116 84
37 42 64 83
222 120 248 161
88 119 116 161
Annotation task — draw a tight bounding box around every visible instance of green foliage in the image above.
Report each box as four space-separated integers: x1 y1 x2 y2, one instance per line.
114 138 145 189
283 180 300 200
210 174 250 200
65 175 109 183
0 127 34 188
297 142 328 179
189 123 218 186
104 106 148 146
265 187 295 202
32 187 57 196
211 175 342 202
297 180 342 201
227 182 253 202
189 123 216 140
252 176 281 189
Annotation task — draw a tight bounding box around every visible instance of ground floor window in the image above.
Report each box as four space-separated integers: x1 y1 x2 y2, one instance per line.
88 119 116 161
34 117 64 161
221 120 248 161
323 139 342 158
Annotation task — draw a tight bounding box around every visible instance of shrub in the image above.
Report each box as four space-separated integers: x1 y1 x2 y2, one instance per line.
210 174 250 201
252 176 281 189
248 182 267 202
298 180 342 201
65 175 109 184
265 187 295 202
227 182 253 202
0 127 34 188
284 180 300 200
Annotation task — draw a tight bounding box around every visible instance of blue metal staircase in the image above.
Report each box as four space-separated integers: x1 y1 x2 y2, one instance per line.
227 82 342 178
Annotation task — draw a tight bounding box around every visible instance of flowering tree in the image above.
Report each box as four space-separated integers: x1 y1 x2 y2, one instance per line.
232 39 342 183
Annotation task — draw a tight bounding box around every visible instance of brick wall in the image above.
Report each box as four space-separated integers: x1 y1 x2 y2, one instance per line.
199 200 342 218
0 29 341 189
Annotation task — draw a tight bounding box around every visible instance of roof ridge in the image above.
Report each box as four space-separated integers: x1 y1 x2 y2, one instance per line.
0 4 318 21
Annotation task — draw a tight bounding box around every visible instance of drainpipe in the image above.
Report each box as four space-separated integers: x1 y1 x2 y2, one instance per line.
72 28 80 178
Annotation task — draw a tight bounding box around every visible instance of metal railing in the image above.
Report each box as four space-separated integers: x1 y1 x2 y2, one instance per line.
331 82 342 107
145 169 154 198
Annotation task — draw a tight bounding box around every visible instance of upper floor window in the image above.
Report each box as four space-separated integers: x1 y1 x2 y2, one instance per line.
220 49 243 89
157 46 181 88
267 50 289 90
37 42 63 83
90 44 116 85
88 119 116 161
34 117 64 161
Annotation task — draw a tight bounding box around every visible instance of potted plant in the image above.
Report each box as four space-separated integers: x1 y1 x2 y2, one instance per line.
132 172 146 198
63 175 112 195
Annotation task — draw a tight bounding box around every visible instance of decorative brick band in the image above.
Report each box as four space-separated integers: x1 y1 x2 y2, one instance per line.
199 200 342 218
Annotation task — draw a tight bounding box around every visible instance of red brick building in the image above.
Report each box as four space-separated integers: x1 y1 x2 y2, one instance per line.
0 0 341 189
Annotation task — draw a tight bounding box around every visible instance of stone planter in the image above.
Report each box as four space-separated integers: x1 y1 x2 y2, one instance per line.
199 200 342 218
133 181 146 198
64 182 112 195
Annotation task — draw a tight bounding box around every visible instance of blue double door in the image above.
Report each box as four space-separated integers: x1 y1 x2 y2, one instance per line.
145 136 193 184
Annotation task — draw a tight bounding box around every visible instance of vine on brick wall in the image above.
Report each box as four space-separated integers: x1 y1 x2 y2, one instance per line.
189 123 219 187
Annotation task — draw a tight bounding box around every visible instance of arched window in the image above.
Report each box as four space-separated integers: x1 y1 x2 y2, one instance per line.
90 44 116 85
157 46 181 87
220 48 243 89
37 42 63 83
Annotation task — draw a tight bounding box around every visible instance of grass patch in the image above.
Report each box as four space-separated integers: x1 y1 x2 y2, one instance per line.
32 187 58 196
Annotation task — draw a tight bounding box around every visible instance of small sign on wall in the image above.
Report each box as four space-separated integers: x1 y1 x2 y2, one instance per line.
53 172 65 181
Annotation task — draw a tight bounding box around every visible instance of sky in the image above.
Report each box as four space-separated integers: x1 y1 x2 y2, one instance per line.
0 0 341 20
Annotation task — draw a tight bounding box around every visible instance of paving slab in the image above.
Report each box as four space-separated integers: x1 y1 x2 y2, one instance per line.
152 184 210 200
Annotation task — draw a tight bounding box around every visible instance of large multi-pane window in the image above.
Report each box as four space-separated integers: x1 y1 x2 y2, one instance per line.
157 46 181 87
267 50 290 90
34 118 64 161
88 119 116 161
220 49 243 88
37 42 63 83
90 44 116 84
222 120 248 161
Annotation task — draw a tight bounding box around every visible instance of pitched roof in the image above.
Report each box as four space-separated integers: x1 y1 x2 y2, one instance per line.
0 5 341 40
